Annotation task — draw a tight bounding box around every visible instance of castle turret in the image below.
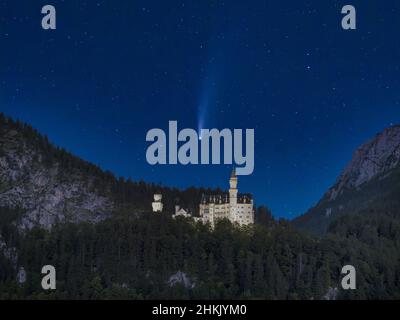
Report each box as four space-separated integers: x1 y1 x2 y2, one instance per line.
229 168 238 204
152 194 163 212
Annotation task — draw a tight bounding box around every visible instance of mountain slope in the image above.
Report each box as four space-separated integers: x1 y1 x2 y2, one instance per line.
0 113 233 230
0 114 115 229
294 125 400 235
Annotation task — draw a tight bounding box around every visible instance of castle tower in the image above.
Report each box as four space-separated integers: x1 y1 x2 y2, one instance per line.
152 194 163 212
229 168 238 204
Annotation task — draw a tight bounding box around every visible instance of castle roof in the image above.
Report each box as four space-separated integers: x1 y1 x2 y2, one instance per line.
201 193 252 204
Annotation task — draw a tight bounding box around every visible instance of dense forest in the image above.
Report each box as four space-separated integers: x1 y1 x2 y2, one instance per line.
0 205 399 299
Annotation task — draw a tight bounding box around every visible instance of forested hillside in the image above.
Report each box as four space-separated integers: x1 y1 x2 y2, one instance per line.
1 113 400 299
1 206 399 299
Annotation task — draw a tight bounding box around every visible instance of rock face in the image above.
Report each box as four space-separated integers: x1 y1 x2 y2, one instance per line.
323 287 338 300
294 125 400 234
0 117 114 230
167 271 196 289
327 125 400 201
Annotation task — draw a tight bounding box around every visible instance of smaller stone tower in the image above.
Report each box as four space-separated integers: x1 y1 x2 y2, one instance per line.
152 194 163 212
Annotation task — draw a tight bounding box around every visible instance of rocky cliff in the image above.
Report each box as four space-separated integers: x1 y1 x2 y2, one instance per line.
328 125 400 200
0 115 114 230
294 125 400 234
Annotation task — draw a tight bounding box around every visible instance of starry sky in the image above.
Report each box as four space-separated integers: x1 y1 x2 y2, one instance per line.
1 0 400 218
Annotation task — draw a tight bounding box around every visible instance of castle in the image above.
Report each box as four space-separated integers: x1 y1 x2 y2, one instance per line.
171 169 254 227
198 169 254 227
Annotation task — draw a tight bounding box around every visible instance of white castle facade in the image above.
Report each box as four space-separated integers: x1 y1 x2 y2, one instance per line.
172 169 254 227
198 169 254 227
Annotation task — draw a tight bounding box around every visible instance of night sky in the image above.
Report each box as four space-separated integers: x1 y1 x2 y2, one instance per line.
1 1 400 218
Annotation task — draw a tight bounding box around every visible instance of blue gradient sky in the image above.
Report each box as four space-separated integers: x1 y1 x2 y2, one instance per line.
1 0 400 218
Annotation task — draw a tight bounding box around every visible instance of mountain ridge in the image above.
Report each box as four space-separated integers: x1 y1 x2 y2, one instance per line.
0 113 243 230
295 125 400 234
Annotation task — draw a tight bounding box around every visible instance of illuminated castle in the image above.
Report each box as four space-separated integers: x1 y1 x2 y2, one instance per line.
198 169 254 227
